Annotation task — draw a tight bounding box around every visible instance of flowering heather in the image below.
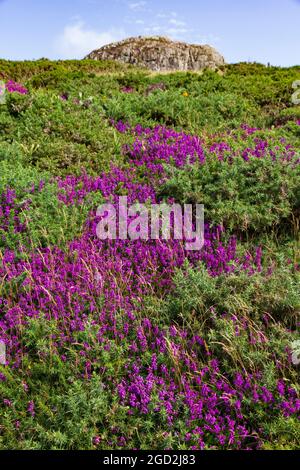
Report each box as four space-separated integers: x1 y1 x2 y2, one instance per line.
121 86 135 94
1 130 298 449
0 227 298 449
0 63 299 450
0 188 29 241
5 80 28 95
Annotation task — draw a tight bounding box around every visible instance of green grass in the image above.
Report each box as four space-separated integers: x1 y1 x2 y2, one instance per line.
0 60 299 450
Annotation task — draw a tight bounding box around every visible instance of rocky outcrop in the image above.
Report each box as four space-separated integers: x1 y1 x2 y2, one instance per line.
85 36 225 71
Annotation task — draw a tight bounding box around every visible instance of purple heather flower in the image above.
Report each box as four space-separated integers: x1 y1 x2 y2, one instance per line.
27 401 35 417
6 80 28 95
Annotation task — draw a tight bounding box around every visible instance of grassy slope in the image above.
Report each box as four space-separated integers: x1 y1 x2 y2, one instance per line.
0 60 299 450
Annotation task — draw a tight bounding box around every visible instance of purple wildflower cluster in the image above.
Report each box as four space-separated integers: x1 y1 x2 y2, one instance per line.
121 86 135 94
0 120 299 450
0 188 29 241
114 121 299 169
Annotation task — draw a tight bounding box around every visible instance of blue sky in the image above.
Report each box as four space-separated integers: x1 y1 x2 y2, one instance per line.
0 0 299 65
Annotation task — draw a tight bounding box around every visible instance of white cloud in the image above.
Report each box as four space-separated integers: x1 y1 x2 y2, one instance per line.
166 27 189 36
197 34 221 45
144 25 163 34
141 11 191 39
55 21 125 58
143 18 191 39
128 1 147 11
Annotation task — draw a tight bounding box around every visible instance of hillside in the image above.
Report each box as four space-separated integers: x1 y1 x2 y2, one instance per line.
0 60 299 450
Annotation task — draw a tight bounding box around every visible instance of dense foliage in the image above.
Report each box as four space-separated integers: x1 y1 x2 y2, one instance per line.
0 60 299 450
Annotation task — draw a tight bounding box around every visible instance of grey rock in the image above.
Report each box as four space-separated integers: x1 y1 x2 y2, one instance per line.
85 36 225 71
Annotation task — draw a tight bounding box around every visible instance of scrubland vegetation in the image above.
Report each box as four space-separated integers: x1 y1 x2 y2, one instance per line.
0 59 299 449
